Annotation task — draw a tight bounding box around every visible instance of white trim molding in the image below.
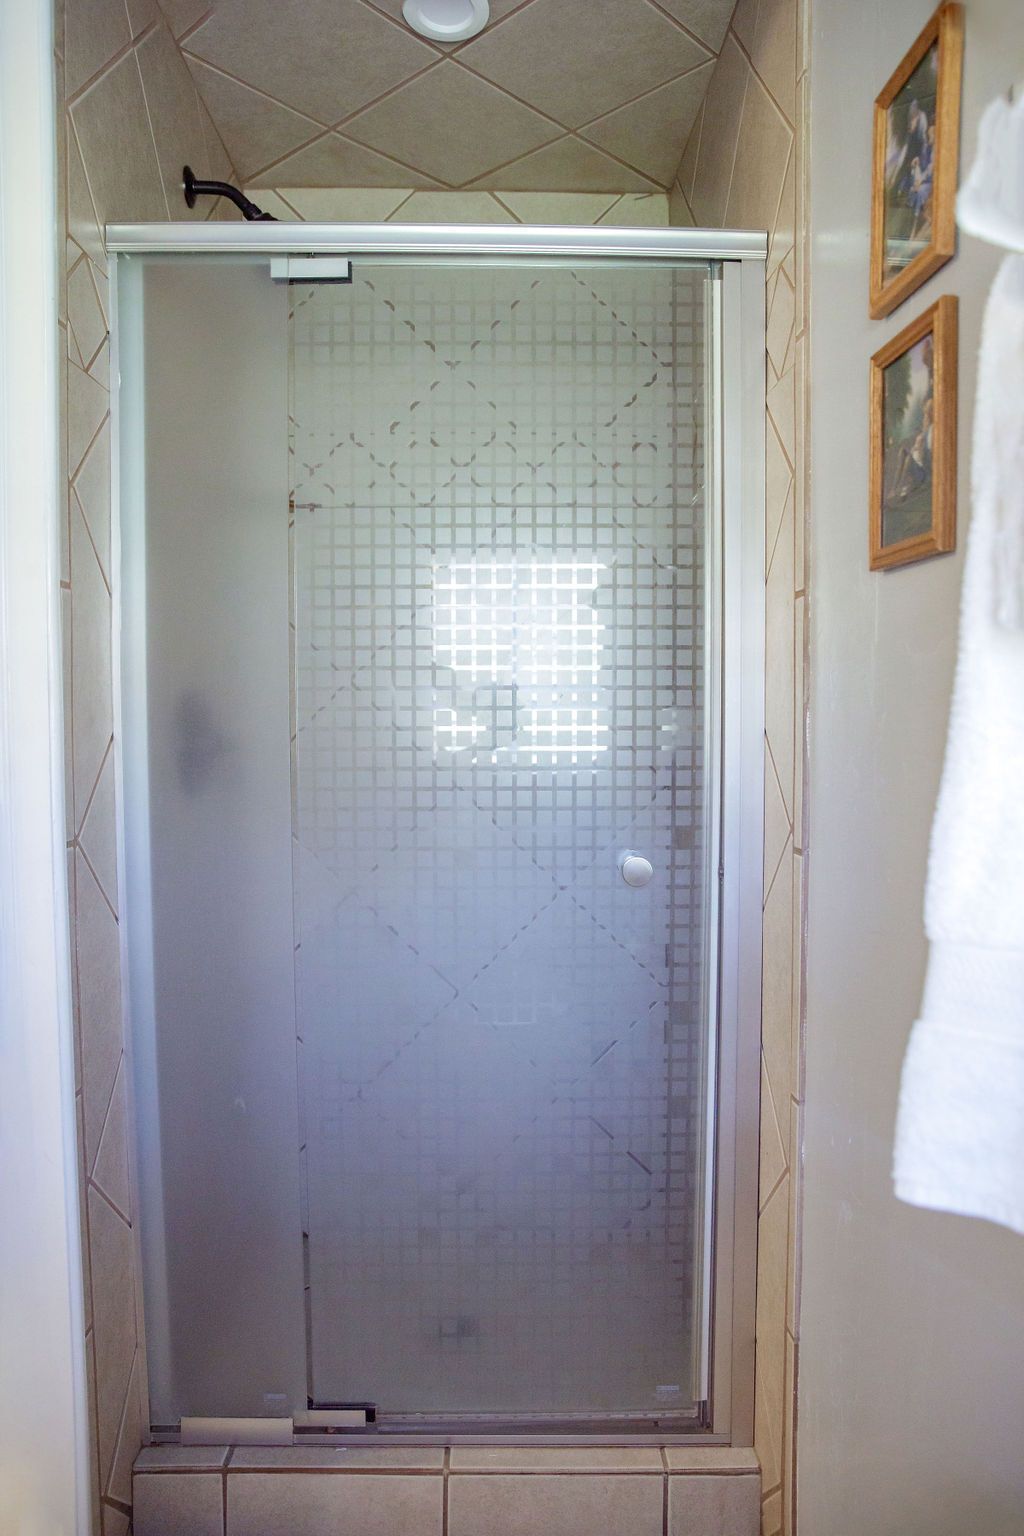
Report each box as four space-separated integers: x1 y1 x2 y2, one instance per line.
0 1 88 1532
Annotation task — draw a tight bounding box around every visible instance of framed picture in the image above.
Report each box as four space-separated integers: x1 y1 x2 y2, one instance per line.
869 295 957 570
869 3 963 319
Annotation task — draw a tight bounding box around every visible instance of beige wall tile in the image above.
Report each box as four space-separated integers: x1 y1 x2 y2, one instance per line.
669 181 695 225
69 504 112 823
746 0 798 123
105 1351 145 1505
689 36 748 225
135 25 209 219
664 1448 760 1473
344 63 558 187
759 1055 788 1209
66 359 107 481
459 0 710 130
761 844 795 1120
724 73 792 233
136 1447 230 1470
182 61 324 183
250 131 438 189
675 99 703 204
67 119 106 269
450 1447 662 1471
71 52 169 223
72 416 111 588
184 0 437 126
655 0 736 52
471 136 655 193
227 1471 442 1536
270 188 415 221
87 1189 138 1489
228 1447 443 1470
493 191 621 224
134 1473 224 1536
768 144 795 278
765 499 795 815
75 851 122 1171
580 65 713 186
67 257 108 370
599 192 670 225
396 191 517 223
78 742 117 900
668 1473 760 1535
91 1054 131 1219
65 0 132 99
159 0 212 42
61 587 74 842
448 1473 662 1536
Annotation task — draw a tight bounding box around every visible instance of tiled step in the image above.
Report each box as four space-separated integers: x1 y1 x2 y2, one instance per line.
133 1444 760 1535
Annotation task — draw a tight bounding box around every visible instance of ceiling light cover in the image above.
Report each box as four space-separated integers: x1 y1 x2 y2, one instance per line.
402 0 490 43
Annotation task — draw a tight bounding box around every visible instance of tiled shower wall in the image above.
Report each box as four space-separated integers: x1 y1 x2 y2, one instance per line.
670 2 809 1534
55 3 240 1531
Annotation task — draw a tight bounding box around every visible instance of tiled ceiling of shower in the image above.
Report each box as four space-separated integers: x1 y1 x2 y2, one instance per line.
165 0 736 190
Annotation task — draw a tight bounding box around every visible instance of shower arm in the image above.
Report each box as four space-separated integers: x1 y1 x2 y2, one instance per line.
182 165 277 222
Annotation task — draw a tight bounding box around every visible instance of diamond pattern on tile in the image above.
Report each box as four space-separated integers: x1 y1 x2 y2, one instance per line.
172 0 739 190
184 0 438 126
459 0 710 130
249 129 440 189
580 65 713 185
343 62 560 188
182 58 326 180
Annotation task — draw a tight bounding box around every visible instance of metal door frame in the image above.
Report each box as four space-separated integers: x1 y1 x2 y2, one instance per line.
109 222 765 1446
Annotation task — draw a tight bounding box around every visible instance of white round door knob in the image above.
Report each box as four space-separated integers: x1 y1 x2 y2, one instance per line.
620 852 654 888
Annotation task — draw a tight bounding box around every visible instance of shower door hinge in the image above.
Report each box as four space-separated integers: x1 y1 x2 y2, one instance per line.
270 256 352 284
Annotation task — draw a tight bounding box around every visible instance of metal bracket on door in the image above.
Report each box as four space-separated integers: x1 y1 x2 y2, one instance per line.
270 256 353 284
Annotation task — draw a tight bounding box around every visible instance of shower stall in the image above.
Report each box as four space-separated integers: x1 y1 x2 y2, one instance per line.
111 223 764 1445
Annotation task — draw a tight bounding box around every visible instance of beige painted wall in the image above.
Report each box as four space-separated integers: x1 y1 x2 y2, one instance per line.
802 2 1024 1533
56 5 238 1531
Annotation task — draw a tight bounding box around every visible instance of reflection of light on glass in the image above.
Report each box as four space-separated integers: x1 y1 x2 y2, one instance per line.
432 557 609 763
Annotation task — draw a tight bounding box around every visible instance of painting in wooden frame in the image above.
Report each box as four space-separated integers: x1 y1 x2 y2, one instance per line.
870 3 964 320
870 295 957 571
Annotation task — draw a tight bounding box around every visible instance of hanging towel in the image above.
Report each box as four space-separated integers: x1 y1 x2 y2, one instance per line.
893 248 1024 1235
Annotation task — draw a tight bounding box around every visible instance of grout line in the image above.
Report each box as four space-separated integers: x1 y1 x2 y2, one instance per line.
571 58 712 135
100 1344 136 1504
728 28 797 137
179 50 333 132
77 836 119 925
73 729 113 848
87 1166 132 1229
65 35 139 111
442 1445 450 1536
663 1467 669 1536
174 8 214 47
643 0 720 59
487 191 525 223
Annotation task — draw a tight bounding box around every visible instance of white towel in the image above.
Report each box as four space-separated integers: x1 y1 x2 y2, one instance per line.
893 254 1024 1234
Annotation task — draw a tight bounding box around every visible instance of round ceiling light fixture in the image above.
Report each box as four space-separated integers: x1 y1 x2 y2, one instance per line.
402 0 489 42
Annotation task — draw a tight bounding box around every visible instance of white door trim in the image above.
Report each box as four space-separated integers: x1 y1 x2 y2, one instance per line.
0 1 89 1531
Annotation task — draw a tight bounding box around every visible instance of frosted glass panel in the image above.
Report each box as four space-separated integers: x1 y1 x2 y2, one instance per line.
290 265 711 1415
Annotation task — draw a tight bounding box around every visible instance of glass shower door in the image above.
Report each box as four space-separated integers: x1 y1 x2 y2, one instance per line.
290 261 716 1419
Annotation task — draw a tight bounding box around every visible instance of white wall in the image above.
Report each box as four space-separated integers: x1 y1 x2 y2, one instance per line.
801 2 1024 1533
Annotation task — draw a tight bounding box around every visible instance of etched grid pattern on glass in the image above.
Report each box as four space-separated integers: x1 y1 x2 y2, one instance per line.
290 264 709 1415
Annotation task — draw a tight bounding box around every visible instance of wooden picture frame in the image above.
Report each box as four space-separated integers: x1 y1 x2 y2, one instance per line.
869 3 963 319
869 295 957 570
